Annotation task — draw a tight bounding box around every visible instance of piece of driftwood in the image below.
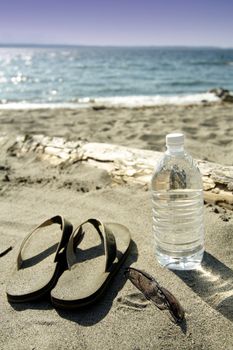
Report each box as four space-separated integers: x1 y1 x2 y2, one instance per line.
6 134 233 210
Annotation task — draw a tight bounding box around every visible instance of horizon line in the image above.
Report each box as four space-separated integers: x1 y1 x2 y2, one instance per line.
0 42 232 49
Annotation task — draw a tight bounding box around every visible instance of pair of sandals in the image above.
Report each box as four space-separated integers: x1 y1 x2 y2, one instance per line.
6 216 131 309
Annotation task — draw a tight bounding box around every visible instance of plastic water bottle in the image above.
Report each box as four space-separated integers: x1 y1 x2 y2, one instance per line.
151 133 204 270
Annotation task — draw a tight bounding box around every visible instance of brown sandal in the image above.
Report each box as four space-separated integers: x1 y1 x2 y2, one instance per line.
6 216 73 303
51 218 131 309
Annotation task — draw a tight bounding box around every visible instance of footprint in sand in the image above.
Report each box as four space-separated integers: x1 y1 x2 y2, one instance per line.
139 134 164 142
182 126 197 134
116 292 150 311
200 119 217 128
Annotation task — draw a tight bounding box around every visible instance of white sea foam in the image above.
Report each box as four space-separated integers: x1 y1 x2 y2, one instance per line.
0 92 220 110
79 92 220 107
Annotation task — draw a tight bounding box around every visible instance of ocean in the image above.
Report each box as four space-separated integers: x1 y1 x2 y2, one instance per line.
0 45 233 108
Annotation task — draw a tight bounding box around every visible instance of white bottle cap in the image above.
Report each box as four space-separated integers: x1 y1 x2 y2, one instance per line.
166 133 184 147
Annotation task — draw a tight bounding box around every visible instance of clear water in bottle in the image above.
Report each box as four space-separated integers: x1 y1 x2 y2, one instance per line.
151 133 204 270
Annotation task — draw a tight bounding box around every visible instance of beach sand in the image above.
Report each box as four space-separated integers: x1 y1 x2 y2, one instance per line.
0 103 233 349
0 102 232 165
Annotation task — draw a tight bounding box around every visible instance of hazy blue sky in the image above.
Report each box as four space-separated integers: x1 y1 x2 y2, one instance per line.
0 0 233 46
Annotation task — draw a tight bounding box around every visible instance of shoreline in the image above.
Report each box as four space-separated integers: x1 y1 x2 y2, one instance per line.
0 91 221 109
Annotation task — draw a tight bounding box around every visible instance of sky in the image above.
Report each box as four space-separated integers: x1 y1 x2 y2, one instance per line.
0 0 233 47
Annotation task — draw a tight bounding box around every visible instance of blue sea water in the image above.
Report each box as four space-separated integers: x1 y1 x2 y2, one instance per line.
0 45 233 107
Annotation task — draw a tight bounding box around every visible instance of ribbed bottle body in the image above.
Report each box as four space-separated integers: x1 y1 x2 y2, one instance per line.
151 151 204 270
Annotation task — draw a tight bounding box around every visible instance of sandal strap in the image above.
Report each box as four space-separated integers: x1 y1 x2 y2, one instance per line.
17 215 73 269
66 218 117 271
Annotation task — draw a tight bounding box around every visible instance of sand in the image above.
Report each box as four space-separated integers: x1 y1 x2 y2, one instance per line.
0 102 232 165
0 103 233 349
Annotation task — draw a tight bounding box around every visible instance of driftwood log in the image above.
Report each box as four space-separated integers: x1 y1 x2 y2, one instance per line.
5 134 233 210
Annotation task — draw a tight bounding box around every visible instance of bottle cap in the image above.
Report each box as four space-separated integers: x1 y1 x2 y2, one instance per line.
166 133 184 147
